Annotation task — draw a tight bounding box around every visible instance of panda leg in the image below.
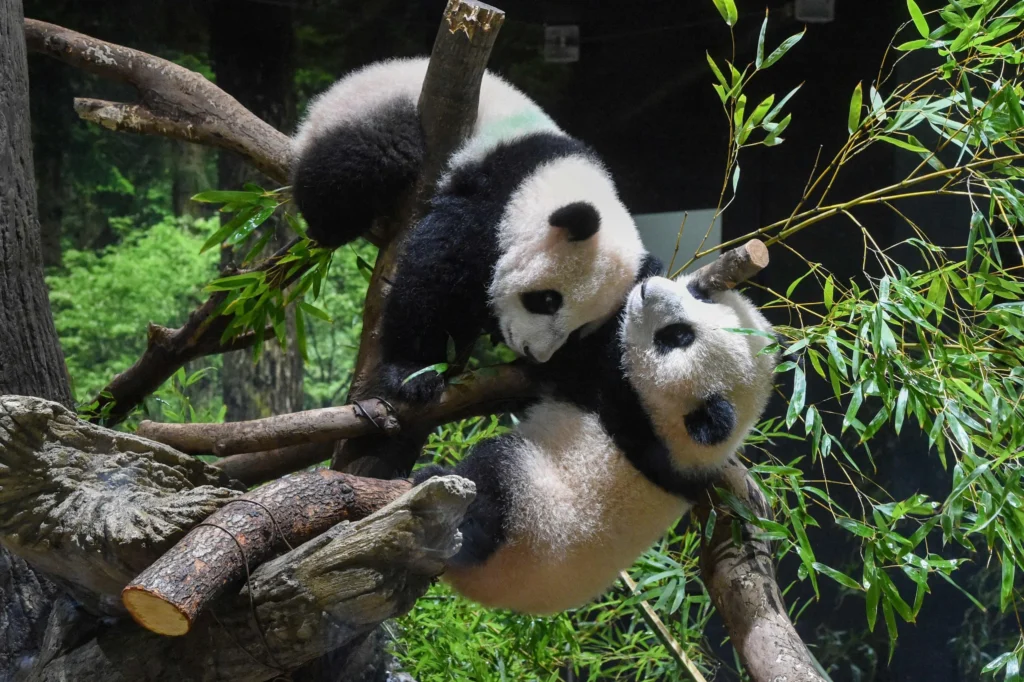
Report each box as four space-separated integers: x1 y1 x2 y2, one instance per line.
291 100 425 248
412 437 519 567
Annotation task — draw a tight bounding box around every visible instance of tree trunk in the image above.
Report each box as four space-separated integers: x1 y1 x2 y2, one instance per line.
28 56 71 268
0 1 71 677
0 0 73 412
209 0 303 421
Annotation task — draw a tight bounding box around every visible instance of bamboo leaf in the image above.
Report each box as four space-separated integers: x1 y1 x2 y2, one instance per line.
907 0 930 38
849 81 864 135
711 0 738 26
761 29 805 69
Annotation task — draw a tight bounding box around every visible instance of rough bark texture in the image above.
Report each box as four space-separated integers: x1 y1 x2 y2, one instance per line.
696 460 827 682
0 396 241 613
334 0 507 479
210 0 304 424
23 19 291 184
32 477 471 681
0 4 73 409
0 395 471 680
123 470 412 636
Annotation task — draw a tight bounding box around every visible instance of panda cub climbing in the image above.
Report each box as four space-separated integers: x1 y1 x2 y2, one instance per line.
291 58 647 401
414 270 777 614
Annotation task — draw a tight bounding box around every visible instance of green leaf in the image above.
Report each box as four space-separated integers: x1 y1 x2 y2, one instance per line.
191 190 262 204
226 205 277 246
761 29 805 70
200 205 260 253
823 275 835 311
402 363 449 385
786 367 806 428
907 0 930 38
875 134 928 153
763 113 791 146
848 81 864 135
1001 554 1015 612
711 0 738 26
756 15 768 69
298 301 332 322
707 53 728 87
894 386 910 435
205 272 263 292
813 562 863 591
895 38 932 51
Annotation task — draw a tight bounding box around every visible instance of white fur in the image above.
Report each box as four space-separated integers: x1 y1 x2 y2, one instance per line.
292 57 561 164
489 156 645 362
445 277 776 614
621 275 776 471
444 402 687 614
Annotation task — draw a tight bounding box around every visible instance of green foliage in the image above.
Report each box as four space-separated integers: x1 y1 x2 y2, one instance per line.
689 0 1024 677
47 216 220 406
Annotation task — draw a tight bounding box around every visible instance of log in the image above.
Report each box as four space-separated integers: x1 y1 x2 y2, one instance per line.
122 469 412 636
0 395 241 611
35 476 473 680
694 458 828 682
683 239 769 292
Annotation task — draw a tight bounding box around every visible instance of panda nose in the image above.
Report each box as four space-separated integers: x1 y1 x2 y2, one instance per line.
640 279 649 301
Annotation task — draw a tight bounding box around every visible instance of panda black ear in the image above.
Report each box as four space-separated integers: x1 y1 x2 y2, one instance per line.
684 393 736 446
550 201 601 242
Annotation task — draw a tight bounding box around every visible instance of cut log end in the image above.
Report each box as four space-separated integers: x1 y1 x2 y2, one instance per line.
683 238 770 293
122 587 191 636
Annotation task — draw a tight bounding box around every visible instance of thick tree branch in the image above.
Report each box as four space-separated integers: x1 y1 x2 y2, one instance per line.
123 469 412 635
137 364 532 460
212 441 337 486
334 0 507 478
695 459 827 682
24 18 291 183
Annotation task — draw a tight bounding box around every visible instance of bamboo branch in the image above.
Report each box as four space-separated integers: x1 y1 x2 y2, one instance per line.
683 239 769 292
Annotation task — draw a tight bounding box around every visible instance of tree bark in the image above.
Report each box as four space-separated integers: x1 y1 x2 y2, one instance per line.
210 0 304 423
0 4 74 678
0 0 72 409
0 395 470 680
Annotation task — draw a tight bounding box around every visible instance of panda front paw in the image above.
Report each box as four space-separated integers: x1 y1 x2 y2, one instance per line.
378 363 447 404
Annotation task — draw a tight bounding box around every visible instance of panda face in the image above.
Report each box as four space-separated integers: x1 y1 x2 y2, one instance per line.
621 274 776 469
489 156 645 363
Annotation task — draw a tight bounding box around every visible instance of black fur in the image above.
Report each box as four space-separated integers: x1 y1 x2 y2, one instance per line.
413 437 522 566
684 393 736 446
534 261 727 503
374 133 597 402
292 100 425 248
549 201 600 242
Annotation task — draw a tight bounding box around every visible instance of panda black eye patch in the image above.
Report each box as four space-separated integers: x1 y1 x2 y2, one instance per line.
521 290 563 316
653 322 696 353
687 280 713 304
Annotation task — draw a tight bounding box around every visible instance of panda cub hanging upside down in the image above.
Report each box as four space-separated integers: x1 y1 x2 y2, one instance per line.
291 58 648 402
414 269 777 614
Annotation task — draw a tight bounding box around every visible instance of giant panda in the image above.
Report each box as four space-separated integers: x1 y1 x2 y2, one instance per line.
412 270 777 614
291 58 647 401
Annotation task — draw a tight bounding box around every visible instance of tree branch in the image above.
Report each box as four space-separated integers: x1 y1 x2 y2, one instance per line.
333 0 507 479
24 18 291 183
695 459 827 682
123 470 412 636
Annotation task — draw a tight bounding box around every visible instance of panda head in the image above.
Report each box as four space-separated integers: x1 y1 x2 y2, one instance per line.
620 273 777 469
489 156 646 363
